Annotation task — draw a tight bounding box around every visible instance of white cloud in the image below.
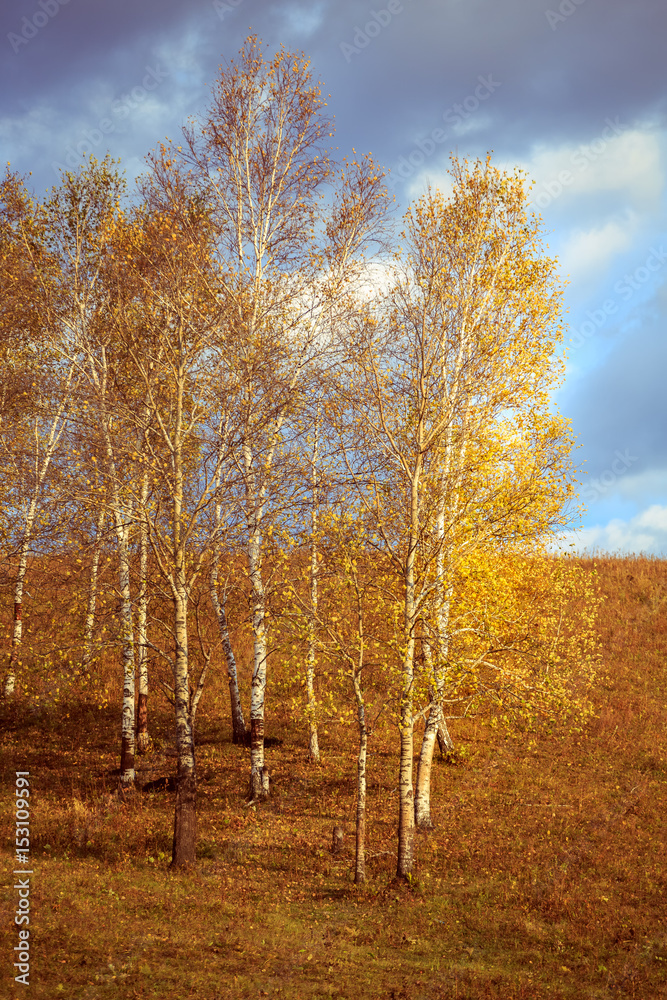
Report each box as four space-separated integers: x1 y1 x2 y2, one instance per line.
0 105 57 149
558 504 667 556
280 1 327 37
609 467 667 503
402 168 454 203
524 127 664 211
394 125 665 232
559 216 637 283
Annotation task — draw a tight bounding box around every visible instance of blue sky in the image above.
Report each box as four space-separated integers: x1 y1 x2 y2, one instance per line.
2 0 666 554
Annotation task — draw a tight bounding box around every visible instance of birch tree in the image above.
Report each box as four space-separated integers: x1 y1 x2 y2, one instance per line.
0 171 78 698
315 505 396 884
335 305 441 880
79 475 108 672
112 174 240 865
172 36 390 800
47 158 146 785
400 158 575 829
135 466 151 752
336 155 576 875
304 403 322 764
209 473 246 745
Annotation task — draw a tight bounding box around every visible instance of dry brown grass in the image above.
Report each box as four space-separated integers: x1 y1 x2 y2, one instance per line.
1 554 666 998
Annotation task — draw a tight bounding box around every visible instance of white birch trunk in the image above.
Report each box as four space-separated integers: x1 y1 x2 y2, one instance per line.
241 424 279 802
353 662 367 884
171 578 197 866
414 638 455 828
414 689 440 828
104 481 136 785
136 472 150 753
413 379 463 826
116 519 136 785
170 353 197 865
81 505 106 672
437 708 455 757
102 446 136 787
248 524 268 799
306 414 320 763
4 500 36 698
397 472 420 880
92 350 137 784
4 371 75 698
209 554 246 744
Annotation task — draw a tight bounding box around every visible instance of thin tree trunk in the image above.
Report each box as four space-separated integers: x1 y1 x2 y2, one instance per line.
239 373 293 800
136 689 149 753
248 526 268 799
241 427 273 801
414 706 438 829
210 442 246 744
81 505 106 672
419 337 470 803
413 470 457 827
397 473 419 880
306 624 320 762
3 373 75 699
4 507 35 698
209 556 246 744
414 636 456 828
353 669 367 884
397 707 415 879
136 473 150 753
436 709 455 758
171 582 197 866
116 520 136 785
169 349 198 865
93 353 136 785
414 690 456 828
412 299 471 822
306 410 320 763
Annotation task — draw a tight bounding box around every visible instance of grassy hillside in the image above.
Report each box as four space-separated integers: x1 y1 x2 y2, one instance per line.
1 555 666 998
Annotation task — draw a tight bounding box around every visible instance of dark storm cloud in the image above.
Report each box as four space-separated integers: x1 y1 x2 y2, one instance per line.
3 0 212 89
3 0 666 194
1 0 665 549
292 0 667 181
1 0 261 190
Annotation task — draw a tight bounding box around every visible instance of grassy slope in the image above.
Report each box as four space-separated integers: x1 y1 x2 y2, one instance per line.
1 555 666 999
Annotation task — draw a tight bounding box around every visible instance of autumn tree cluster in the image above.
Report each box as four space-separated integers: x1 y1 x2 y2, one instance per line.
0 38 598 878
